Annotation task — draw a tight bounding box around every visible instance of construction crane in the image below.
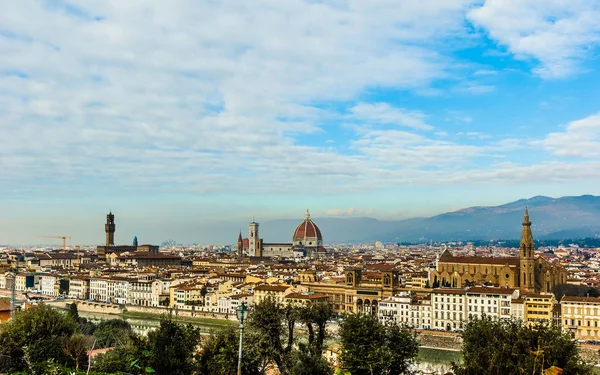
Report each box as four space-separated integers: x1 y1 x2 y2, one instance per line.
39 235 72 250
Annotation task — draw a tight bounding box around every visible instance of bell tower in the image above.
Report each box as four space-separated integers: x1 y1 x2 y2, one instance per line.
519 208 535 292
105 211 115 246
249 220 260 257
237 231 244 259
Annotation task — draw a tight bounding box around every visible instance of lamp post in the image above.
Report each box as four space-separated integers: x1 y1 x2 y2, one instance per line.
236 301 249 375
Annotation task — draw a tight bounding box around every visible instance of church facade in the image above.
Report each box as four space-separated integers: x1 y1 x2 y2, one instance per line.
237 210 326 259
429 209 567 293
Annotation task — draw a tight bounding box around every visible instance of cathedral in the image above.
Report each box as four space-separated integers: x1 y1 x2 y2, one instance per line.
237 210 326 259
429 209 567 293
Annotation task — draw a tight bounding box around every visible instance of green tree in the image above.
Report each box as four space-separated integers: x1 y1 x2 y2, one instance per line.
339 313 418 375
452 316 592 375
288 342 333 375
196 326 263 375
68 303 80 321
298 301 334 356
62 333 92 371
146 315 201 375
93 319 134 348
0 304 77 373
93 333 151 374
246 297 292 373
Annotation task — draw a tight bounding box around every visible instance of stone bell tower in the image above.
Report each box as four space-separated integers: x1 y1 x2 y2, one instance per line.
519 208 535 292
105 211 115 246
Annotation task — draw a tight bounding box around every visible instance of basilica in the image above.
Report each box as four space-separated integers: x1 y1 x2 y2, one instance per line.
429 209 567 293
237 210 327 259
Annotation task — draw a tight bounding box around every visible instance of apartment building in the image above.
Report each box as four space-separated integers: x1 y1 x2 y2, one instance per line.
523 293 557 326
39 274 59 296
378 292 431 329
466 287 519 321
254 284 293 304
432 289 468 330
68 277 89 300
561 296 600 340
128 280 153 306
90 278 109 302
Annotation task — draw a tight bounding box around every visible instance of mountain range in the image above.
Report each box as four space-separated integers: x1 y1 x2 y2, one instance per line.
259 195 600 244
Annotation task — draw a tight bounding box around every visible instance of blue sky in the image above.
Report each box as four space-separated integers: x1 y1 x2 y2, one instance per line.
2 0 600 245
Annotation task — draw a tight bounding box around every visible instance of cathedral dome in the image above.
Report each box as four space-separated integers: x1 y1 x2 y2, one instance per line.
293 210 322 247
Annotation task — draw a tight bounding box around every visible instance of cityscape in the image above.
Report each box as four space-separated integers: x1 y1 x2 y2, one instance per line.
2 1 600 374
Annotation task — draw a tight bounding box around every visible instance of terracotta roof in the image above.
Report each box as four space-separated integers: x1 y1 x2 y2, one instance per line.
432 288 467 295
466 286 516 295
293 210 322 241
286 292 329 300
255 285 290 292
561 296 600 303
0 298 10 312
439 256 520 266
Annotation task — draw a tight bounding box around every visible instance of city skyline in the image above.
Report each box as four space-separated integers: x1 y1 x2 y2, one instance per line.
2 1 600 244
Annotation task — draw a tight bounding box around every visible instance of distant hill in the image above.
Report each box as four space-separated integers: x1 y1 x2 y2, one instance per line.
259 195 600 244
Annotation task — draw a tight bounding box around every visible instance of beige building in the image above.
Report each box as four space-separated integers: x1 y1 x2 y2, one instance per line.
254 284 293 304
523 292 557 326
303 268 400 314
561 296 600 340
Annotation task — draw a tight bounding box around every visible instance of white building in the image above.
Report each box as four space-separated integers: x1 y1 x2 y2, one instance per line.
466 287 519 321
128 280 153 306
90 278 109 302
108 278 131 305
378 292 431 329
152 279 172 307
511 299 526 322
431 288 467 331
39 274 59 296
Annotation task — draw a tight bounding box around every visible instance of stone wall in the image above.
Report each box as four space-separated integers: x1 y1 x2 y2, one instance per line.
125 304 237 321
417 332 463 351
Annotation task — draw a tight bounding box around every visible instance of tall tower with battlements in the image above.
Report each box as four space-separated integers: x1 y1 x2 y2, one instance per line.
105 211 115 246
519 208 535 292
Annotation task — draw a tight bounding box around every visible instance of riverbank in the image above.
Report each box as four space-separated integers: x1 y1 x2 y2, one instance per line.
122 310 236 328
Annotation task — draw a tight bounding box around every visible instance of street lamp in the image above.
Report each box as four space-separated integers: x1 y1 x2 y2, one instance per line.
236 301 249 375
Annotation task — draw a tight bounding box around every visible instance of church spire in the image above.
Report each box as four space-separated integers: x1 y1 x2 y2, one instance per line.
305 209 311 220
520 207 534 257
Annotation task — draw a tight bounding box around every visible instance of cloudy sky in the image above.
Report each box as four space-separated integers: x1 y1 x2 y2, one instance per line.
2 0 600 245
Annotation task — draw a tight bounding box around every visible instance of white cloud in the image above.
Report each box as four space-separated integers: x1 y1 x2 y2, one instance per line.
348 103 434 131
0 1 599 205
542 113 600 157
0 0 480 198
468 0 600 78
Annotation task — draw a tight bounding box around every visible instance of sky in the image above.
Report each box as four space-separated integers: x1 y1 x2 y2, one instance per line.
2 0 600 245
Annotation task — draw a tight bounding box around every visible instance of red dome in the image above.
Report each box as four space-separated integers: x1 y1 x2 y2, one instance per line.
293 210 322 242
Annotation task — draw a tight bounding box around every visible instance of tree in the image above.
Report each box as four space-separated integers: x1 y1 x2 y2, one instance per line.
452 316 592 375
62 333 92 371
68 303 80 322
288 342 333 375
298 301 334 356
0 304 77 373
339 313 418 375
146 315 201 375
197 326 264 375
93 319 134 348
93 333 151 374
